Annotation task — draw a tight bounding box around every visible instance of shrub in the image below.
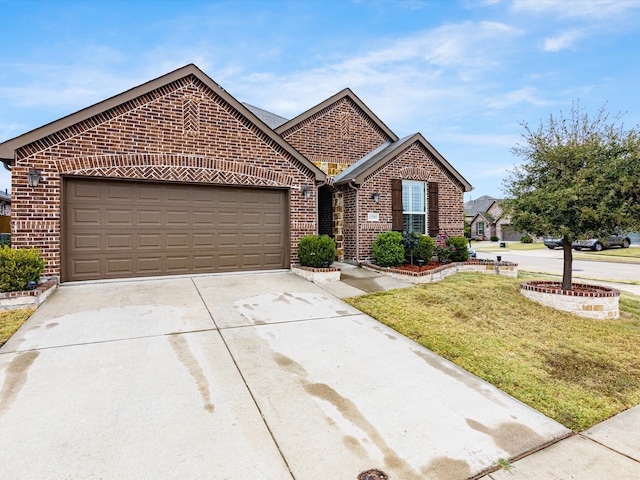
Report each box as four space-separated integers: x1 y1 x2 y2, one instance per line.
372 231 404 267
490 235 499 242
448 236 470 262
402 232 420 264
298 235 336 268
415 235 436 262
521 234 533 243
0 246 46 292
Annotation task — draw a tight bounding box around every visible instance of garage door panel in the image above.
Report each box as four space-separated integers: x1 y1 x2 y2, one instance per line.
264 253 285 267
72 234 102 250
137 210 162 225
107 184 134 201
106 258 134 274
107 234 132 249
241 254 261 268
72 209 101 225
64 179 288 281
106 209 132 225
192 234 215 248
138 234 162 249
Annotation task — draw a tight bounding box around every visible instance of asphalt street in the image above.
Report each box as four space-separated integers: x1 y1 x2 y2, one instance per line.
476 246 640 294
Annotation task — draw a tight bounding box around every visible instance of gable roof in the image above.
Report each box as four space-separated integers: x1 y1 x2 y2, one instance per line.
334 132 473 192
274 88 399 142
242 102 289 129
464 195 498 216
471 212 493 224
0 64 326 181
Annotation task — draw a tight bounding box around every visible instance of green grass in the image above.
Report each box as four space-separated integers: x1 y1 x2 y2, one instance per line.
0 308 35 347
345 272 640 431
574 248 640 264
473 241 546 252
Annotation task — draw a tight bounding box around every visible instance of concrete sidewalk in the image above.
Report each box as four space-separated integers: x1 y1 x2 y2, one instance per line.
1 268 638 479
322 262 640 479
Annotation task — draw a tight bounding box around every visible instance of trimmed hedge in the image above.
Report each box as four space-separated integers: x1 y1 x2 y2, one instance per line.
0 246 46 292
298 235 336 268
521 234 533 243
372 231 405 267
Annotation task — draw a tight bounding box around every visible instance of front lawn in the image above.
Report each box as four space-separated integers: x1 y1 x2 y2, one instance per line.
345 272 640 431
574 247 640 264
0 308 35 347
473 241 546 252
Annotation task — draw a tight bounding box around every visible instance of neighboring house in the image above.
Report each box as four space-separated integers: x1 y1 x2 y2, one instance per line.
469 199 524 241
0 189 10 233
0 64 472 282
463 195 496 224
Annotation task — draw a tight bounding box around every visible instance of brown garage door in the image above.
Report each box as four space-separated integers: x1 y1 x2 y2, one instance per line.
63 178 288 282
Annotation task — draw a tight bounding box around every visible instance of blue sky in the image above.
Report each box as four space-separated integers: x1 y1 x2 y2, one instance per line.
2 0 640 201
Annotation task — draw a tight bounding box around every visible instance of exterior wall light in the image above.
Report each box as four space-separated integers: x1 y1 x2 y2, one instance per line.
371 191 381 204
27 168 42 187
301 186 312 200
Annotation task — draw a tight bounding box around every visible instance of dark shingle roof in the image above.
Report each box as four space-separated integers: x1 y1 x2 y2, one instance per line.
464 195 497 216
241 103 289 129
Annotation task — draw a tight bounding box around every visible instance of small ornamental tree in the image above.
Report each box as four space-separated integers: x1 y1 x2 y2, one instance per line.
503 103 640 290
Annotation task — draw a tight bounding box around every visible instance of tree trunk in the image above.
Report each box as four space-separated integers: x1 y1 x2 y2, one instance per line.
562 237 573 290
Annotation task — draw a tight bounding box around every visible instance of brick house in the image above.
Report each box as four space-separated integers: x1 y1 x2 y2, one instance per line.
470 199 524 241
0 64 471 282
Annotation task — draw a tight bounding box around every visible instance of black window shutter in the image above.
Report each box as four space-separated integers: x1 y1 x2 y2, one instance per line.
428 182 439 236
391 179 403 232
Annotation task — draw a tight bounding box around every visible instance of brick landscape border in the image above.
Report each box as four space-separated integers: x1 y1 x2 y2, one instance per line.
291 265 341 283
362 259 518 283
520 280 620 319
0 278 58 310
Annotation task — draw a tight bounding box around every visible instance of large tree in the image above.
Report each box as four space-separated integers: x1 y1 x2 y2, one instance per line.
502 103 640 290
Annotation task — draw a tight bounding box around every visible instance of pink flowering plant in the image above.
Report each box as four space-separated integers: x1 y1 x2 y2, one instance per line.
435 233 456 263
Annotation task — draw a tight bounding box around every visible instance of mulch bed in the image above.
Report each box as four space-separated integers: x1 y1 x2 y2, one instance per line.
395 259 482 273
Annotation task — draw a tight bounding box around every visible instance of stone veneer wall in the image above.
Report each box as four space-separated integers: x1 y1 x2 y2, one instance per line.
520 281 620 320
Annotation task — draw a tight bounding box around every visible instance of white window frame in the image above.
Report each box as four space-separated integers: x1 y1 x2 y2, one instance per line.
402 180 426 234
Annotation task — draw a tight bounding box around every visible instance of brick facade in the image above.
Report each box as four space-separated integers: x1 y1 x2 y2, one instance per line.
10 74 318 278
344 141 465 262
280 97 393 168
2 64 471 280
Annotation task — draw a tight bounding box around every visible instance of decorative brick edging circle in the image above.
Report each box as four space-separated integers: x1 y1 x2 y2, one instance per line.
520 280 620 319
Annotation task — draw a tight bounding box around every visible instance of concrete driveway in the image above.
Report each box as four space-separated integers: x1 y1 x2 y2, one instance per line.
1 271 570 479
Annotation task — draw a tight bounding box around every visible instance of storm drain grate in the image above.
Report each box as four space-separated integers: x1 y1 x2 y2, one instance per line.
357 469 389 480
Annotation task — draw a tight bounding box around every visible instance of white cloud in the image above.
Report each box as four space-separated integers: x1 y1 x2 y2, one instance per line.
485 87 555 109
510 0 640 20
542 29 584 52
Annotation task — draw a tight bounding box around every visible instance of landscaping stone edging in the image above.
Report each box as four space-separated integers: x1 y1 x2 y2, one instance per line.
520 280 620 320
0 278 59 311
362 260 518 284
291 265 341 283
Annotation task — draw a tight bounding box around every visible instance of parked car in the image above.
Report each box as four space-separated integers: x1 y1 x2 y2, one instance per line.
543 237 563 249
573 235 631 251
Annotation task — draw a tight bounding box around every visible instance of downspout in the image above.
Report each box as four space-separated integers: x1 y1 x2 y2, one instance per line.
347 181 360 263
